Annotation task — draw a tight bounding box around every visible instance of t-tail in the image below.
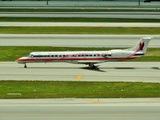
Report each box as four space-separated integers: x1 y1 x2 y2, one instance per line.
126 37 153 54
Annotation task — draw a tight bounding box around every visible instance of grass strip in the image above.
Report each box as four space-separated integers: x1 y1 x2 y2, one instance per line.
0 17 160 22
0 27 160 34
0 9 160 12
0 47 160 61
0 81 160 98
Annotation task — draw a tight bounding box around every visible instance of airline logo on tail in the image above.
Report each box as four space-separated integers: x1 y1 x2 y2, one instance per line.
139 42 144 51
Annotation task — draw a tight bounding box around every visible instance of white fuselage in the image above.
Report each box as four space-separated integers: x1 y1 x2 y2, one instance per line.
16 37 152 68
16 50 144 64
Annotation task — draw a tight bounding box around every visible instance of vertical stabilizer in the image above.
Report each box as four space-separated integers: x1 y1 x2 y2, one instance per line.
127 37 153 54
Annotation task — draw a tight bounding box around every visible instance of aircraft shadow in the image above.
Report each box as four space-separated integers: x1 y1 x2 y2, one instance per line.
113 67 135 69
100 67 160 70
80 66 106 72
21 66 160 71
151 67 160 70
25 66 106 72
25 67 81 69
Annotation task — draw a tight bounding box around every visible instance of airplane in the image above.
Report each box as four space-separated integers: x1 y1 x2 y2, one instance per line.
16 37 153 69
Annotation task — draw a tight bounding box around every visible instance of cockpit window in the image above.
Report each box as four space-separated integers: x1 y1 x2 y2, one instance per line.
25 54 33 57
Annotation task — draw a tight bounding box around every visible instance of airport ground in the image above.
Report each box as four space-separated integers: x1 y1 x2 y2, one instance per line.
1 98 160 120
1 12 160 19
0 0 160 7
2 4 159 92
0 34 159 47
0 62 160 82
0 1 160 119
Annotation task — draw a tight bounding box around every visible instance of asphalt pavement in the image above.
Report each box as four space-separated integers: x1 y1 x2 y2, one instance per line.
0 34 159 47
1 12 160 19
1 98 160 120
0 62 160 82
0 1 160 7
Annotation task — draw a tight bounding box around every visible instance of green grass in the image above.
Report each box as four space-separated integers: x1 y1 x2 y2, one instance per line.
0 81 160 98
0 27 160 34
1 46 111 61
0 46 160 61
0 17 160 22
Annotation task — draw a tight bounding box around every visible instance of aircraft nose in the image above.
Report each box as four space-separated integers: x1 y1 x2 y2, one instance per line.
16 57 29 64
16 58 20 62
16 57 23 62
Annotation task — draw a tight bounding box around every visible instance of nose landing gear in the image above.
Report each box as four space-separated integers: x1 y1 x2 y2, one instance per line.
24 64 27 68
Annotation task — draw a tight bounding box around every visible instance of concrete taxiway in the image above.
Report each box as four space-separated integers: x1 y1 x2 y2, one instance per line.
0 62 160 82
0 6 160 10
0 34 159 48
1 22 160 27
0 98 160 120
0 1 160 7
1 12 160 19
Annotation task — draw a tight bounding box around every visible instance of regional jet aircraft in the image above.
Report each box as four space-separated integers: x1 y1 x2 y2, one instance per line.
16 37 152 69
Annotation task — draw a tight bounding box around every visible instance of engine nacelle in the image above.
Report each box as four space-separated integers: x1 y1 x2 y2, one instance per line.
111 50 132 58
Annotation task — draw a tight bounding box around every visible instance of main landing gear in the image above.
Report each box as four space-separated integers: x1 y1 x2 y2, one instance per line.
88 63 96 69
24 63 27 68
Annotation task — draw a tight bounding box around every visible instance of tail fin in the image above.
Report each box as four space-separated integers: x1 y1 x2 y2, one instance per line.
127 37 153 54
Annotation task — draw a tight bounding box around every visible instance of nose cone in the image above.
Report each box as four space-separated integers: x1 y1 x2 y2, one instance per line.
16 57 25 64
16 57 21 62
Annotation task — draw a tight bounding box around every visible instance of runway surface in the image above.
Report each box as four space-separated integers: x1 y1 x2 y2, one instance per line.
1 1 160 7
0 6 160 10
0 62 160 82
1 22 160 27
1 12 160 19
1 98 160 120
0 34 159 48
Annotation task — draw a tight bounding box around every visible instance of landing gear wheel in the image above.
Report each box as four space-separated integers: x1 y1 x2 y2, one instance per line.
89 63 96 69
24 64 27 68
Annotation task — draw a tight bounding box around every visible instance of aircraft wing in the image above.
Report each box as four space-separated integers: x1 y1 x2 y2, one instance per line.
77 60 106 64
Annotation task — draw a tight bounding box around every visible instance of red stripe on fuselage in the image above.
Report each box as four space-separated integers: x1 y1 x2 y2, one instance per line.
17 57 136 63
